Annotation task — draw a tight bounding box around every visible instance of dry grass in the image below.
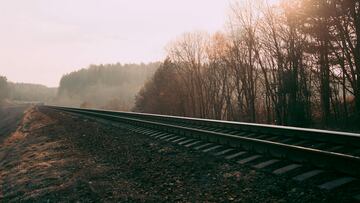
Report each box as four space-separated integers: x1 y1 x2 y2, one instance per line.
0 107 109 202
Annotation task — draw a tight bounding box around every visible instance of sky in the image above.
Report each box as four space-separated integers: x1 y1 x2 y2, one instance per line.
0 0 231 87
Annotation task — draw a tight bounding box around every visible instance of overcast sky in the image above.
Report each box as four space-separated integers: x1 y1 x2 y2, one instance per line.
0 0 232 87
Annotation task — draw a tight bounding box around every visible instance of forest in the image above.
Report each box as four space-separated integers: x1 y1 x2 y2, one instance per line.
0 76 8 104
2 0 359 131
1 62 159 110
8 83 57 102
134 0 360 130
0 76 56 104
56 62 159 110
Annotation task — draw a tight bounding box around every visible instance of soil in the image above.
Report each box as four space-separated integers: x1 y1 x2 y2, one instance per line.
0 106 352 202
0 105 29 141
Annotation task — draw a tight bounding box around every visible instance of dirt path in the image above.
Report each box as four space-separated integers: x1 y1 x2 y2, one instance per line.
0 107 351 202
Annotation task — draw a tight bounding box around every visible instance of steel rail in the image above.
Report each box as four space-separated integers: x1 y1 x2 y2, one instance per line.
48 105 360 148
45 105 360 177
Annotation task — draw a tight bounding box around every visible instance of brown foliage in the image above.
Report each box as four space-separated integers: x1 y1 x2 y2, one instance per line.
134 0 360 130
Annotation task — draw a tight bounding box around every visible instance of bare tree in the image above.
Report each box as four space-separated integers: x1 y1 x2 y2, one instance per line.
167 32 209 118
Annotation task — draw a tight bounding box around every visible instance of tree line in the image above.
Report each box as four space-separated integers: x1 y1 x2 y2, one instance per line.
134 0 360 130
57 62 160 110
0 76 9 104
0 76 56 104
1 62 159 109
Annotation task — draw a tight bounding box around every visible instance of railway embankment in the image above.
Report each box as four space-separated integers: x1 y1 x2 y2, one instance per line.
0 106 350 202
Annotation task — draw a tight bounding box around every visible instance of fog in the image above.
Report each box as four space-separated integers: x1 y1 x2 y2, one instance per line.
0 0 229 87
54 62 160 110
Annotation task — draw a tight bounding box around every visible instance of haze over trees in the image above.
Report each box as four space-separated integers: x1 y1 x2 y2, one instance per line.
0 76 56 104
1 62 159 109
134 0 360 130
1 0 358 131
8 83 57 102
57 62 160 110
0 76 9 103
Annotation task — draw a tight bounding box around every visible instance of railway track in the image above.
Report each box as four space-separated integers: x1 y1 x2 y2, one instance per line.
44 105 360 200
